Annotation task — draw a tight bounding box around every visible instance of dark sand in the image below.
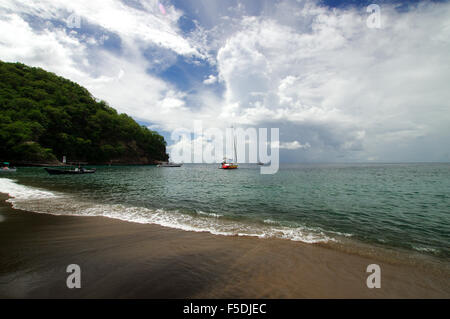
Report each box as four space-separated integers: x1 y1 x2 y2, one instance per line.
0 194 449 298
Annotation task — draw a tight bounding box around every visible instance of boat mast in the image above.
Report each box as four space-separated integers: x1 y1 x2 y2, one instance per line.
233 126 237 164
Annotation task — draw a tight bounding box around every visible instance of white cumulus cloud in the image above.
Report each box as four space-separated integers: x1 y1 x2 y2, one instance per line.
1 0 449 162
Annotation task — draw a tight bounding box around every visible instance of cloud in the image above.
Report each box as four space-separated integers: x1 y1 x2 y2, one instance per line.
0 13 88 80
278 141 311 150
0 0 202 58
0 0 210 132
203 74 217 85
1 0 449 162
210 1 450 161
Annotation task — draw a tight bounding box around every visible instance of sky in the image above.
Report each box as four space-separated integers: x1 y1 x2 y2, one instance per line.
0 0 449 162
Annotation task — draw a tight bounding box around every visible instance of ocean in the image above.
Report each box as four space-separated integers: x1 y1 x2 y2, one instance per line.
1 163 449 259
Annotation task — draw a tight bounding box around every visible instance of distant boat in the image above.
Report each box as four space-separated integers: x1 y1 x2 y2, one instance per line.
221 160 238 169
1 162 16 172
157 162 182 167
45 167 96 175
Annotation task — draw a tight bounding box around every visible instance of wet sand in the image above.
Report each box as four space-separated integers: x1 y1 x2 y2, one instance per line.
0 194 449 298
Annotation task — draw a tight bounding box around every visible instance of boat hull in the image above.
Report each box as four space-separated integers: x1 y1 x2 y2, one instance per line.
157 164 182 167
221 164 238 169
45 168 96 175
0 169 16 172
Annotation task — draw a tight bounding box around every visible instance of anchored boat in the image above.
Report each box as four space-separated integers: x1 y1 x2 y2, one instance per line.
220 127 238 170
45 162 95 175
1 162 16 172
221 162 238 169
45 167 96 175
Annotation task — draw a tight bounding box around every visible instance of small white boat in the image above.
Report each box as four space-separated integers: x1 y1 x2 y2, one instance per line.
1 162 16 172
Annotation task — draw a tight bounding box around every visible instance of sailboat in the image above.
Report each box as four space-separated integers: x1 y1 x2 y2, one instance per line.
220 127 238 169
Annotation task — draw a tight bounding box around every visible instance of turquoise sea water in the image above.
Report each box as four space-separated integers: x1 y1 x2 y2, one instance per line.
1 163 449 258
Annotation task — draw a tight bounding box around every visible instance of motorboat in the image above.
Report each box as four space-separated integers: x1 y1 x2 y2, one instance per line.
45 167 96 175
1 162 16 172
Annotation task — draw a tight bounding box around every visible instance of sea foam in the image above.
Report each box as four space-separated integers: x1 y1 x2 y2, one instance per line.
0 178 60 200
0 178 333 244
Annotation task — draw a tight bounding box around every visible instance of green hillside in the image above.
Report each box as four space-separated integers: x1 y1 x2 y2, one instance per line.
0 61 168 164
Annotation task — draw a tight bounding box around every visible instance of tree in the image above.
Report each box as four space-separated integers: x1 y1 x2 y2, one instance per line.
0 61 169 163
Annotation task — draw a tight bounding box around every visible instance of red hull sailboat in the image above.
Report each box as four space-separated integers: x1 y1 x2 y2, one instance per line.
220 127 238 169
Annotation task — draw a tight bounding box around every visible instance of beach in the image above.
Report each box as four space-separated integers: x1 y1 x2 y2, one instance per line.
2 0 450 303
1 193 449 299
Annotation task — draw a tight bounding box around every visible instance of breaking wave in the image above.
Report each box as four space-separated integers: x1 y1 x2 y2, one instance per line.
0 178 334 244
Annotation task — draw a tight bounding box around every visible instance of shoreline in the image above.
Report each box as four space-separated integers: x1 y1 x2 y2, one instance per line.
5 162 161 167
1 193 449 298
